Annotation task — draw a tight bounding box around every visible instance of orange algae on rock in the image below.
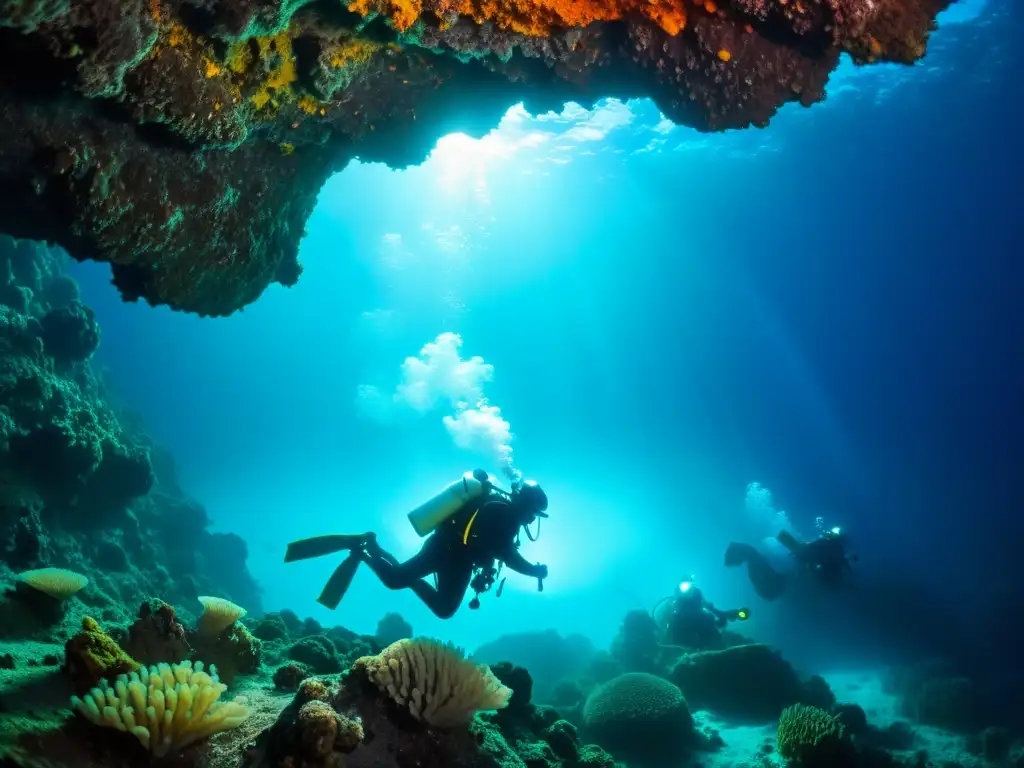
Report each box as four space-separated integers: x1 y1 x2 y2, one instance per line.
328 37 384 68
350 0 689 37
348 0 423 31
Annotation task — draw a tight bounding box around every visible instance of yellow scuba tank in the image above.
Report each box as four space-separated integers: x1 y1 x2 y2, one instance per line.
407 471 489 537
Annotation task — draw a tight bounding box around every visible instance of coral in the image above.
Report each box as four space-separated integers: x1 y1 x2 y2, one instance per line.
124 598 189 664
251 647 610 768
671 643 834 721
38 302 101 364
355 637 512 727
197 595 247 637
16 567 88 599
543 719 581 761
70 659 250 757
834 703 869 736
980 726 1011 762
610 609 662 674
288 635 342 674
491 661 533 712
374 611 412 647
189 620 262 684
41 273 80 309
278 609 304 635
254 613 290 642
0 238 264 675
296 677 333 704
273 662 309 691
63 615 141 693
777 703 855 766
294 699 365 763
473 630 596 703
350 0 691 37
582 672 693 763
0 0 952 316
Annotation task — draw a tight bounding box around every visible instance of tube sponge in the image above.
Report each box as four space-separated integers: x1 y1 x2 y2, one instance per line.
355 637 511 728
70 660 249 757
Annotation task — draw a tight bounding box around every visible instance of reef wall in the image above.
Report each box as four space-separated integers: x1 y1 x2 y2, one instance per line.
0 235 262 631
0 0 952 316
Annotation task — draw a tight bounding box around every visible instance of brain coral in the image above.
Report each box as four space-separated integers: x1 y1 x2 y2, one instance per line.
583 672 693 762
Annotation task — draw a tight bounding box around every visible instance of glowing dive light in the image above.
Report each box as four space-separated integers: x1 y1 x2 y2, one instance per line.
831 526 841 535
679 580 693 593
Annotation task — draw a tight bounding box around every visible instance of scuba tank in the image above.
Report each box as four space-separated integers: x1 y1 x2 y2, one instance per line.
407 470 491 537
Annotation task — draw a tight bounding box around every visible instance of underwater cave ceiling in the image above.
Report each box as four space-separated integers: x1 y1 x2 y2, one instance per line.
0 0 950 316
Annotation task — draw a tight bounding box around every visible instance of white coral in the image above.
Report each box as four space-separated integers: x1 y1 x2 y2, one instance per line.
362 637 511 728
70 660 249 757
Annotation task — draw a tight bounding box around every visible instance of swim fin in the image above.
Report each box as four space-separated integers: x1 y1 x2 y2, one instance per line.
284 534 368 563
775 530 803 555
725 541 756 567
317 554 361 610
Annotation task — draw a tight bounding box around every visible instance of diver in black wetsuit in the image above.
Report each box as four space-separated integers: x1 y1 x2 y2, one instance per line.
284 471 549 619
725 521 856 600
783 525 857 587
659 577 750 649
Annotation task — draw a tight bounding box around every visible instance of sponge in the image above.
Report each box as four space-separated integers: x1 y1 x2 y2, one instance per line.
71 660 249 757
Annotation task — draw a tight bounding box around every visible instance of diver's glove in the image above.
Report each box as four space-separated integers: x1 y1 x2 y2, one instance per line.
533 563 548 580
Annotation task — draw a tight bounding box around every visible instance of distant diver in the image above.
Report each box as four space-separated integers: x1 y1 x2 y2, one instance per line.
725 518 857 600
653 575 750 650
283 469 549 618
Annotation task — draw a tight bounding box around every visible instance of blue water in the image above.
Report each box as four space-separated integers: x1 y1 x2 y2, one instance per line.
70 0 1022 678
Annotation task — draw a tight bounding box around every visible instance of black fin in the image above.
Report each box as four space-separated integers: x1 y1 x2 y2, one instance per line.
284 534 365 563
317 554 361 610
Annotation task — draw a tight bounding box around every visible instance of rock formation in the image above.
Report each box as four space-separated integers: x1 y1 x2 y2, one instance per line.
0 0 951 315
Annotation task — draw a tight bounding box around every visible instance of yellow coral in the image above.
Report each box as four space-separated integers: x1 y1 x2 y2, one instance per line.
297 95 319 114
71 660 249 758
356 637 511 728
17 567 88 599
196 596 246 637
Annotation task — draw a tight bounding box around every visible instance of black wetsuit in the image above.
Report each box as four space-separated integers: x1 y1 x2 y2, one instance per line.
667 587 744 649
800 536 853 587
360 493 543 619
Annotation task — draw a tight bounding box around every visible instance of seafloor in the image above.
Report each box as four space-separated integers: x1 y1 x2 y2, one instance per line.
0 237 1018 768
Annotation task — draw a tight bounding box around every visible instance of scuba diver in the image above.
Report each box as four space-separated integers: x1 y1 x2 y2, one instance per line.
779 519 858 588
653 576 750 650
725 517 857 600
283 470 549 619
